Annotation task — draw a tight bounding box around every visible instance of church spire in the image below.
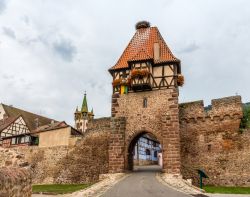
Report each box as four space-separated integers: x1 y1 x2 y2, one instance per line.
91 107 94 116
81 92 88 113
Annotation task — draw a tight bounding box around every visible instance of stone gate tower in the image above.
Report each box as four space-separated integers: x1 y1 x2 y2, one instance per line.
108 21 184 174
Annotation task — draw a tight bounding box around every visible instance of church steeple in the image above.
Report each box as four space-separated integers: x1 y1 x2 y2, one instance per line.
81 92 88 113
74 92 95 133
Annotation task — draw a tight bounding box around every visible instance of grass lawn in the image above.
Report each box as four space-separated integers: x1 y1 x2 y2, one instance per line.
32 184 91 194
204 186 250 194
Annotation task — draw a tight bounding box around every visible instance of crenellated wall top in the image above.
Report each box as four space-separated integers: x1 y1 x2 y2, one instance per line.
179 96 243 122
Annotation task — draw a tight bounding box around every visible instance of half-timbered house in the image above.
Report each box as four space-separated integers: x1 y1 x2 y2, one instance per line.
0 103 55 147
133 134 161 166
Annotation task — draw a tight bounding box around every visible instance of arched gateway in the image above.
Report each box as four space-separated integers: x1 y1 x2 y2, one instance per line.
108 21 183 175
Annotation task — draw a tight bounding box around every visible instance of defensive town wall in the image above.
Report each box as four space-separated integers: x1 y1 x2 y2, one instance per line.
86 117 111 134
0 167 32 197
0 146 69 184
179 96 250 186
0 118 110 184
1 97 250 187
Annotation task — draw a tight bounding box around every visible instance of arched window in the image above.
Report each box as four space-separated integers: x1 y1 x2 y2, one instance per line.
154 151 157 157
143 98 147 108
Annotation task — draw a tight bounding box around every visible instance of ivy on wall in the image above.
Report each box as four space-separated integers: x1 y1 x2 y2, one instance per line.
240 104 250 132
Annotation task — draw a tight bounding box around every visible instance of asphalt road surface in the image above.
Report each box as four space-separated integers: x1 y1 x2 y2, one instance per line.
101 165 191 197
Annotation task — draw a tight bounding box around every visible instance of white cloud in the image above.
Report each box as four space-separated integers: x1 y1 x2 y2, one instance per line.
0 0 249 125
2 26 16 39
0 0 6 14
53 38 77 62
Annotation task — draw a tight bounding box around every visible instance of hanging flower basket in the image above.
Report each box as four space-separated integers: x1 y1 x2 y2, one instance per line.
112 78 131 87
177 74 184 86
131 69 149 79
112 78 121 87
120 78 131 86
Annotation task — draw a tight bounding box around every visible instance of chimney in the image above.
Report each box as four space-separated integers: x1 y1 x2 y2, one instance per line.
154 42 160 60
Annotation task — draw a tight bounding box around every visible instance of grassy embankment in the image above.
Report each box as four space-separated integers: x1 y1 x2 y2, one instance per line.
32 184 91 194
204 186 250 194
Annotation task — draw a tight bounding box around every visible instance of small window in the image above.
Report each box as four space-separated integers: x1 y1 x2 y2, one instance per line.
146 149 151 155
208 144 212 152
154 151 157 157
11 138 16 145
17 137 22 144
25 136 30 143
143 98 147 108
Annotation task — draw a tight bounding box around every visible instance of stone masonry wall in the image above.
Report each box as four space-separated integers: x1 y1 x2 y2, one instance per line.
0 117 111 184
179 96 250 186
110 88 181 174
0 146 69 184
109 117 126 173
54 130 110 183
0 167 32 197
86 117 111 134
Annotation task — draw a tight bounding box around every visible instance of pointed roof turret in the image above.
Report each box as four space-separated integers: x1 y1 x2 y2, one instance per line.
109 21 180 72
81 92 88 113
75 106 79 113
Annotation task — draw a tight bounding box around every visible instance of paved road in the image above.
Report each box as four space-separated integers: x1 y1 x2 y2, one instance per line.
101 165 191 197
206 195 250 197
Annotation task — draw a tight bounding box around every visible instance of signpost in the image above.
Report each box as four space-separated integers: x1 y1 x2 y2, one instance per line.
197 169 209 189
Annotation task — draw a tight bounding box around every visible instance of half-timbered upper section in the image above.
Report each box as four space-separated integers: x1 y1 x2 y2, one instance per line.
0 103 56 146
0 115 31 147
109 21 184 94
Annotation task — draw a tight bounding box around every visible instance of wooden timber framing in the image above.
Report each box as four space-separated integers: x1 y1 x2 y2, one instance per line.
0 116 30 139
111 61 179 93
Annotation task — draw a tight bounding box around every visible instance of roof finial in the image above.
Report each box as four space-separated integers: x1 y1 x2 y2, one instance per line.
75 106 79 112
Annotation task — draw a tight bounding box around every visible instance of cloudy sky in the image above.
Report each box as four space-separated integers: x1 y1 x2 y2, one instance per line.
0 0 249 125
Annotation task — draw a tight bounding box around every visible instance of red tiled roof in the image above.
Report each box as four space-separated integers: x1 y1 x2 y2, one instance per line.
109 26 180 71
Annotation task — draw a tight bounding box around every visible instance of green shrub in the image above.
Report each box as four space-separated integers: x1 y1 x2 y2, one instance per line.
240 104 250 130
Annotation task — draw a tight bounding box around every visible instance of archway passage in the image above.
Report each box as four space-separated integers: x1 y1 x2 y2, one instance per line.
127 132 162 172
